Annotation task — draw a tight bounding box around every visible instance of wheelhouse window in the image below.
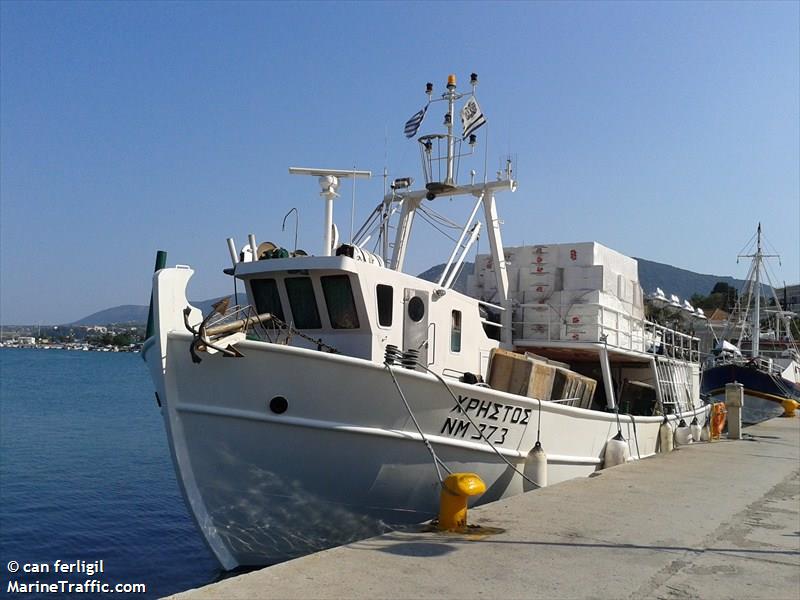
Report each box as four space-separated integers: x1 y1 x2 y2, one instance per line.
250 278 285 321
451 310 462 352
376 284 393 327
321 275 360 329
285 277 321 329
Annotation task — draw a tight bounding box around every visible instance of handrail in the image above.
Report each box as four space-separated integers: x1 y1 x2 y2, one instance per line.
512 301 701 363
709 355 785 376
478 299 506 312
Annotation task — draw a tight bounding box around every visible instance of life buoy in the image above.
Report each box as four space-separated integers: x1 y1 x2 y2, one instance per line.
710 403 727 440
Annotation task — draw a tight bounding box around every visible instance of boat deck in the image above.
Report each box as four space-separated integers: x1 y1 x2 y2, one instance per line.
170 417 800 600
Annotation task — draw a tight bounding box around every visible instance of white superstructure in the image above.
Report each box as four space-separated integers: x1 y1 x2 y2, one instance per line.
143 74 709 569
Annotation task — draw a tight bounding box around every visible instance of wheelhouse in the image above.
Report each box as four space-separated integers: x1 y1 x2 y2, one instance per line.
232 253 500 377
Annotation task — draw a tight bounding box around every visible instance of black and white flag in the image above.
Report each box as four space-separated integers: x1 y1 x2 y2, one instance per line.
404 104 428 138
461 96 486 139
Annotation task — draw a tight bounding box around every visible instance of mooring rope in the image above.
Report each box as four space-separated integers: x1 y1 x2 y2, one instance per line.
384 362 451 486
415 362 540 488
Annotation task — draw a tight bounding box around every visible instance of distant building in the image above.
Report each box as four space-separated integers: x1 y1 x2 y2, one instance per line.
775 284 800 313
17 336 36 347
87 325 108 334
706 308 729 323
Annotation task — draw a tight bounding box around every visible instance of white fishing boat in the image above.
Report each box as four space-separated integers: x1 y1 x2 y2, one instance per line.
143 74 710 570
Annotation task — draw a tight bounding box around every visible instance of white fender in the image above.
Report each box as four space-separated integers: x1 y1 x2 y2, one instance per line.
658 418 674 453
675 419 692 446
690 417 702 443
603 431 630 468
526 441 547 488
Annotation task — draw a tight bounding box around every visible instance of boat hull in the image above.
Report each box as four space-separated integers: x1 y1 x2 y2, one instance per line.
702 363 800 423
145 331 709 569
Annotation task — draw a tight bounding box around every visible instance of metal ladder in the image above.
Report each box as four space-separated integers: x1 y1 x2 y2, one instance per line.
655 358 693 414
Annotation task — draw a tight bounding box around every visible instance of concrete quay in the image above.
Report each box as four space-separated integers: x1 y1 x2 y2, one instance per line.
172 418 800 600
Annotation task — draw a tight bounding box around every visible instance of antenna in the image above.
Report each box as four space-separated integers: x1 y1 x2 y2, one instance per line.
288 167 371 256
281 208 299 253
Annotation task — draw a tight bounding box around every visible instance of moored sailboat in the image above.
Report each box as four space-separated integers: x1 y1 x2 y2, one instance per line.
701 224 800 421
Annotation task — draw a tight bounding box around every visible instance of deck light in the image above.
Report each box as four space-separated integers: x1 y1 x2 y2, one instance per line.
391 177 413 190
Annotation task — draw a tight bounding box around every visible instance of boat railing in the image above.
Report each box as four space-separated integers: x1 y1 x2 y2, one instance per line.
710 354 785 376
478 299 506 331
513 301 701 362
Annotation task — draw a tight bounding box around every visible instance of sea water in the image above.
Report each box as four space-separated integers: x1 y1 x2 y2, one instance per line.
0 349 218 598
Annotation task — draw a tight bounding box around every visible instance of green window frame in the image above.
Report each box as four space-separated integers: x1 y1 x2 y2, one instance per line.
250 278 285 321
321 275 360 330
285 277 322 329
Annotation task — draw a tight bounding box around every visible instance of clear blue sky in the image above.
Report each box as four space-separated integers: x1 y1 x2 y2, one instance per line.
1 1 798 325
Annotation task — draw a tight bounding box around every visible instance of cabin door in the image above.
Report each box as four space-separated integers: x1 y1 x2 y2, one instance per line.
403 289 430 366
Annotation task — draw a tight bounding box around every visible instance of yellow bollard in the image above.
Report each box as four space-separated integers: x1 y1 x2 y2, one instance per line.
781 399 798 418
438 472 486 531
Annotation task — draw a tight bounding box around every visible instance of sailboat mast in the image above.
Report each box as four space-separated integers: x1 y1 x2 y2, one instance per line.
752 223 762 357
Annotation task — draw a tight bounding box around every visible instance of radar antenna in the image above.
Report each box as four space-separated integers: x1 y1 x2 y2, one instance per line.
288 167 371 256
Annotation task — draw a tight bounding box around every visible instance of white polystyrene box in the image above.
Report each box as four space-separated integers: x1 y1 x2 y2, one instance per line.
523 322 561 341
515 244 559 267
555 242 638 281
523 304 559 325
562 265 619 293
562 324 618 346
466 274 478 297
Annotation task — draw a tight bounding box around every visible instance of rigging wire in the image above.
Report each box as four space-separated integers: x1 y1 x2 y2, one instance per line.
416 209 460 243
736 230 758 257
384 363 451 486
415 362 541 489
418 204 462 229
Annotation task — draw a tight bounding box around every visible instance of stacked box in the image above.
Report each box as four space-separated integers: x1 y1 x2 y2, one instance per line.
520 269 562 301
471 241 646 347
521 322 562 342
556 242 639 282
563 265 618 293
519 294 561 341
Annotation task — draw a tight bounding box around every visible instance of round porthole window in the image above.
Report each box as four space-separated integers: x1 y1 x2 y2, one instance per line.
269 396 288 414
408 296 425 322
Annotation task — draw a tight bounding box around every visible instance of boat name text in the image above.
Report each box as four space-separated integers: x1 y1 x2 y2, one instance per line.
450 395 531 425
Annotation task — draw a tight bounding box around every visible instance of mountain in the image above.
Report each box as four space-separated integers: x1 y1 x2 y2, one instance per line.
70 305 150 326
416 263 472 294
66 258 751 327
68 296 233 327
633 258 747 299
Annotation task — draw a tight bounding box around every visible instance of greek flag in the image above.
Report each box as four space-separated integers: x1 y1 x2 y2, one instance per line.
404 104 428 138
461 96 486 139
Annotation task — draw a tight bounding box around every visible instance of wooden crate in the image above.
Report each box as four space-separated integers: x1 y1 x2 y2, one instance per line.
487 348 556 400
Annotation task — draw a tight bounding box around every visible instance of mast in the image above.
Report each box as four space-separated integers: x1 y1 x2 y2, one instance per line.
444 75 457 186
389 73 516 345
752 223 761 357
736 223 781 357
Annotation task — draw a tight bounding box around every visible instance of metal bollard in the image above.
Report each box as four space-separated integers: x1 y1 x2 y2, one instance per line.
725 382 744 439
438 473 486 531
